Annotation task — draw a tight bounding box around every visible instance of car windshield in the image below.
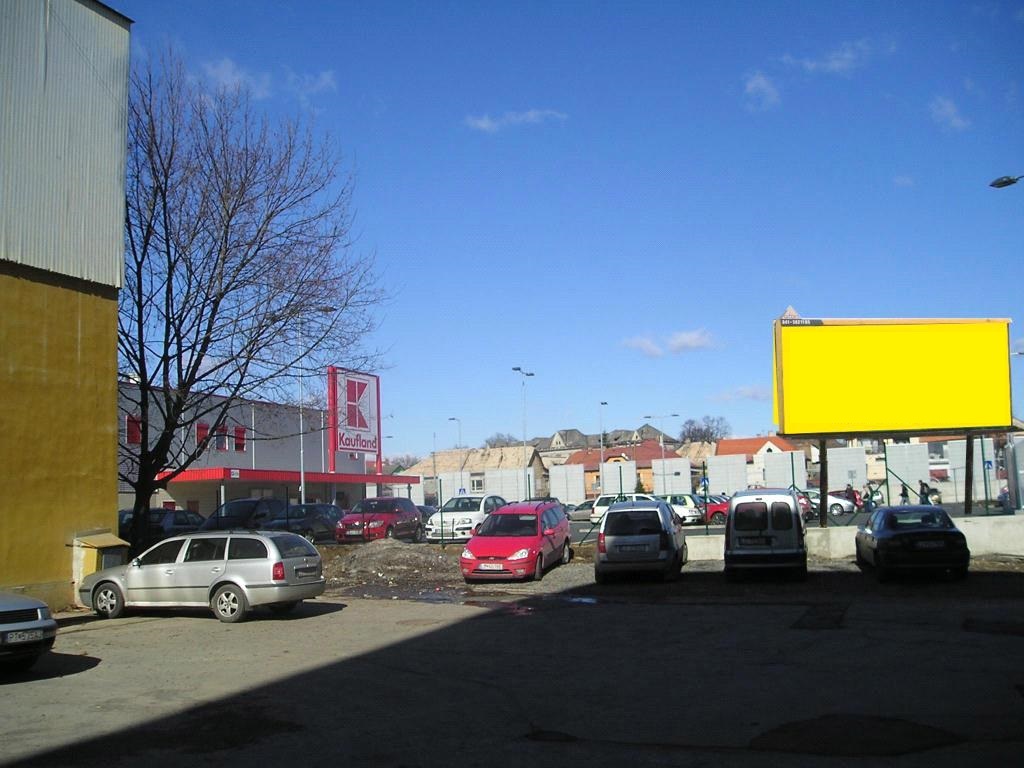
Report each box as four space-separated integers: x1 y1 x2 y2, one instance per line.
441 497 483 512
885 510 953 530
351 500 399 514
477 514 537 537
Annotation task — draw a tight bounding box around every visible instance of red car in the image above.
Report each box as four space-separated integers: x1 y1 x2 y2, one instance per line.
460 501 571 582
830 488 864 510
336 497 425 543
703 495 730 525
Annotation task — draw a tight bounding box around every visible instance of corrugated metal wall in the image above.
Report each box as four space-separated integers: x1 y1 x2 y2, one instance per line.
0 0 129 288
763 451 807 489
650 458 691 495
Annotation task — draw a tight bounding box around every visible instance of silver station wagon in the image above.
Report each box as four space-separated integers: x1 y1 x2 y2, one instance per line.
78 531 325 623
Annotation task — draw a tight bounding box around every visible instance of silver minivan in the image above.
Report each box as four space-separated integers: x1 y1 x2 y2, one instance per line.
724 488 807 580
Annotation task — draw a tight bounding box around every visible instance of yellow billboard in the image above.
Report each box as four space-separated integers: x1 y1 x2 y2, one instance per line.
773 317 1013 437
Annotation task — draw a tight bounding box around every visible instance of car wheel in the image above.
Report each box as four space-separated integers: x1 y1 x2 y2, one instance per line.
829 503 844 517
594 570 609 585
795 562 808 581
532 554 544 582
385 526 394 539
875 555 889 583
93 582 125 619
955 566 969 581
268 601 299 615
710 512 726 525
413 525 425 544
301 530 316 544
560 541 570 565
663 556 680 582
212 584 249 623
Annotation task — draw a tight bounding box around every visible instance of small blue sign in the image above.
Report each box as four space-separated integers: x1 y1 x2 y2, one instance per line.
984 460 993 470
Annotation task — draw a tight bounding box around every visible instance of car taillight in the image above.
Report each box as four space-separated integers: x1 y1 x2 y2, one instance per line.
597 532 606 553
272 562 286 581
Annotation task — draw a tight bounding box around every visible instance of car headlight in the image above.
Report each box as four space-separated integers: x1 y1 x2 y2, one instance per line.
39 606 52 620
508 548 531 561
457 517 473 526
461 548 475 560
367 520 385 529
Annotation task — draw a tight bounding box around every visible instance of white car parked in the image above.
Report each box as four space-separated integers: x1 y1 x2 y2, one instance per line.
425 494 508 542
588 493 658 525
655 494 704 525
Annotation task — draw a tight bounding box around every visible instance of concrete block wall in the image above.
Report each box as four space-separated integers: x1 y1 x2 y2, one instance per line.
685 515 1024 562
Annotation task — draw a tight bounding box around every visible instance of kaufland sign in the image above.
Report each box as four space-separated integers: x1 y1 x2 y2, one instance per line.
328 367 381 471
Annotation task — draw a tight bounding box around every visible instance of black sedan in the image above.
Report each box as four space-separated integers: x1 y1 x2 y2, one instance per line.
263 504 340 543
855 506 970 581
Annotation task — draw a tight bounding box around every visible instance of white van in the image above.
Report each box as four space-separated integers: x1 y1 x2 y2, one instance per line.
723 488 806 579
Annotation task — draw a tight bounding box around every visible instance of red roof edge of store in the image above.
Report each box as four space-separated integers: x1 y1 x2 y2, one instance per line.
156 467 419 485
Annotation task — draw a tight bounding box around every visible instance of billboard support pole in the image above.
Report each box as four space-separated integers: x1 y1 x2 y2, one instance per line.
818 439 829 528
965 434 974 515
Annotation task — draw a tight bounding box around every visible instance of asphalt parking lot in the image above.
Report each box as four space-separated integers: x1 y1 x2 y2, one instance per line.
2 560 1023 768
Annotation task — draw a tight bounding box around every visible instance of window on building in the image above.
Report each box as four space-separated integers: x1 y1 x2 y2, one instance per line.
126 414 142 445
471 474 484 493
234 426 246 452
196 422 210 447
216 424 229 451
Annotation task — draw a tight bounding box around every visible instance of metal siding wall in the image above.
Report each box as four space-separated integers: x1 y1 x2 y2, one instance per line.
763 451 808 489
548 464 585 504
706 455 747 495
884 444 929 496
0 0 128 287
947 439 998 499
826 447 867 490
600 461 637 496
650 458 690 494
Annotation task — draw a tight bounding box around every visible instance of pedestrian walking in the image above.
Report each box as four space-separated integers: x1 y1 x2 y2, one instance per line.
900 483 910 505
919 479 931 505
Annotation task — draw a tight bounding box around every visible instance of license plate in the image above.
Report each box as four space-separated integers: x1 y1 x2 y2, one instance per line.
916 540 945 549
618 545 646 552
295 566 317 576
478 563 503 571
345 530 363 536
739 537 770 545
4 629 43 644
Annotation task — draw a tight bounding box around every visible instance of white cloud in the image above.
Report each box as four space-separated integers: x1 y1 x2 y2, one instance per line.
667 329 714 352
930 96 971 131
465 109 568 133
744 71 780 111
893 175 914 188
1012 337 1024 353
712 385 772 402
285 69 337 103
203 57 272 99
623 336 664 358
623 329 714 358
782 40 872 75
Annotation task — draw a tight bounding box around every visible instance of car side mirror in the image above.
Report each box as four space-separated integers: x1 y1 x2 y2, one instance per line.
131 557 141 567
543 527 555 536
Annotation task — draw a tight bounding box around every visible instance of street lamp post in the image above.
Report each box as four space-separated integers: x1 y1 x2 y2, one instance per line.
599 401 608 493
298 305 337 505
512 367 534 498
643 412 679 495
448 416 462 449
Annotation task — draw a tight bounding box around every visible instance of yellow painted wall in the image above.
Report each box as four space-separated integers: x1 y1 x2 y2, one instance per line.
0 264 118 608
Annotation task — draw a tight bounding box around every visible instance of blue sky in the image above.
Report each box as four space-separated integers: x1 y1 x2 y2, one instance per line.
115 0 1024 459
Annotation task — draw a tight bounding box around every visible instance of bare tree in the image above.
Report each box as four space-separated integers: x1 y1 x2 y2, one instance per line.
119 51 382 547
484 433 520 448
679 416 730 444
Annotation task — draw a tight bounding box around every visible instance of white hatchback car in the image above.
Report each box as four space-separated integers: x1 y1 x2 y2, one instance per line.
425 494 508 542
656 494 704 525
